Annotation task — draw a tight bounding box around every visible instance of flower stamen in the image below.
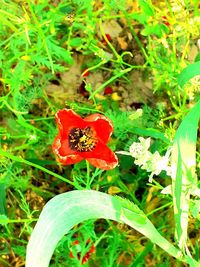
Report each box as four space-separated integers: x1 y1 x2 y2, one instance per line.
69 127 97 152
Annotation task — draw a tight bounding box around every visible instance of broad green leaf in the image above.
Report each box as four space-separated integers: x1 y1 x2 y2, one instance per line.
26 190 187 267
59 5 74 14
72 22 86 30
69 37 83 47
138 0 154 17
130 12 149 24
141 23 169 37
177 61 200 87
171 100 200 251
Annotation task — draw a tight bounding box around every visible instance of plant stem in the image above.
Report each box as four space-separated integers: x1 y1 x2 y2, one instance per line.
0 150 74 186
86 160 91 189
0 218 38 224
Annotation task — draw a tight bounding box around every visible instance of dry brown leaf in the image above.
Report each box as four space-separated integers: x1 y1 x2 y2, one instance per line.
101 20 122 38
117 36 128 50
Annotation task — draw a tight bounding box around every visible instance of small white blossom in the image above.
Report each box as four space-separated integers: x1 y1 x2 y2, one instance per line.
129 137 151 158
129 137 172 182
134 151 152 167
161 185 172 195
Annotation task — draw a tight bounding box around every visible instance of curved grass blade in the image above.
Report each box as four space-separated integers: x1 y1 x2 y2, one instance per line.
177 61 200 87
26 190 195 267
171 100 200 251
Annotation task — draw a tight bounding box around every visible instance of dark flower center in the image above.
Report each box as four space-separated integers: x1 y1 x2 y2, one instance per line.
69 127 97 152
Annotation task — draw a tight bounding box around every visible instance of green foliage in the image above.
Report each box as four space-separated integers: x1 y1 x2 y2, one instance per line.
138 0 154 17
0 214 8 226
106 105 165 143
190 200 200 219
0 1 200 266
177 62 200 87
171 100 200 250
26 190 189 267
0 184 6 215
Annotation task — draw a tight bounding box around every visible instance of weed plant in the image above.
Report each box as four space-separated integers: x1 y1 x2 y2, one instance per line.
0 1 200 267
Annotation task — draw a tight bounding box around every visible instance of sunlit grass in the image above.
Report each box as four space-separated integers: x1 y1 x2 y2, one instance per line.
0 0 200 266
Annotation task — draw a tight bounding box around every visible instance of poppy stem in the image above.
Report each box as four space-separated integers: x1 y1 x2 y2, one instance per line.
86 160 91 189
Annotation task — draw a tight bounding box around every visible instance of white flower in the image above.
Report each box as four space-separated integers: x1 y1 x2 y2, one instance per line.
134 151 151 167
129 137 172 182
129 137 151 158
145 151 170 182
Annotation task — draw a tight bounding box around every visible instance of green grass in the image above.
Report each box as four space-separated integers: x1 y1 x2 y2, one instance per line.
0 0 200 266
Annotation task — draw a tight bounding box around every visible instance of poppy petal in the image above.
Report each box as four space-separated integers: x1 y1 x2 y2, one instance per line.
52 134 83 165
84 114 113 143
53 109 118 170
56 109 85 135
84 141 118 170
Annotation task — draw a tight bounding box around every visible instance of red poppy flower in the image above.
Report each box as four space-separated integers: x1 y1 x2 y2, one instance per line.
69 239 95 264
52 109 118 170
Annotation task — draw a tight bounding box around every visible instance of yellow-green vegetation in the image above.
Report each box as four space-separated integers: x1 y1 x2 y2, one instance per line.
0 1 200 266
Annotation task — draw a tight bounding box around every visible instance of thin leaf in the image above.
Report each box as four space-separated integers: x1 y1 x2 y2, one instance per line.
171 100 200 251
0 183 6 214
133 127 169 142
177 62 200 87
26 190 191 267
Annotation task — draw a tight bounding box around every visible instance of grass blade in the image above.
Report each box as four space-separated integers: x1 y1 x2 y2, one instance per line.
171 100 200 251
26 190 188 267
0 183 6 214
177 62 200 87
